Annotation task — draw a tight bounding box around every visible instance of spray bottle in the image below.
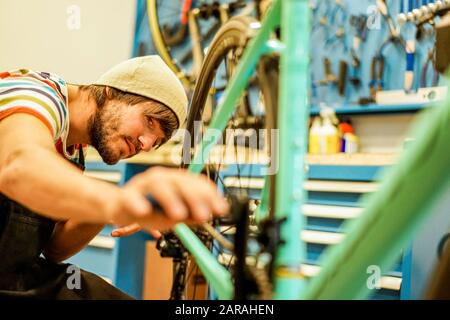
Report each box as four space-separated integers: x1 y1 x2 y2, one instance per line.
319 108 340 154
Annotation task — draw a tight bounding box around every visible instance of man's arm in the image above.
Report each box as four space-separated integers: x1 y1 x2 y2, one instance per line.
0 114 127 261
0 113 229 261
0 113 139 224
43 220 106 262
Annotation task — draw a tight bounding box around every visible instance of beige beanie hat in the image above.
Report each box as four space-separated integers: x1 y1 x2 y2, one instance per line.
93 55 188 128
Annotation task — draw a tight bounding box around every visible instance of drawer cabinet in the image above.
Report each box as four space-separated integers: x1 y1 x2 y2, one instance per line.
66 162 154 299
218 163 405 299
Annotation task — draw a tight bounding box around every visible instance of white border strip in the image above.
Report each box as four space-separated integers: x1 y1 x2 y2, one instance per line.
301 230 345 245
89 235 115 249
222 177 379 193
304 180 379 193
301 264 402 291
303 204 362 219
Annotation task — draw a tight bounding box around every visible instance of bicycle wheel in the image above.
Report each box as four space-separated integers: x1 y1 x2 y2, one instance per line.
175 15 279 300
147 0 259 90
147 0 192 87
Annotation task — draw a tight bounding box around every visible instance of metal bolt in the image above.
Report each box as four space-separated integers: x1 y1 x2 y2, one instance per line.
397 13 407 25
406 12 415 21
292 191 302 201
429 3 437 13
412 8 421 20
420 5 430 16
294 138 303 148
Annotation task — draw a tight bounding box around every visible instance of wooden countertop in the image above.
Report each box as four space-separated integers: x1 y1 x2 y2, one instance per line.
85 144 398 167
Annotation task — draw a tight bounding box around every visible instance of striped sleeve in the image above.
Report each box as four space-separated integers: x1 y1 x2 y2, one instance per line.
0 78 67 141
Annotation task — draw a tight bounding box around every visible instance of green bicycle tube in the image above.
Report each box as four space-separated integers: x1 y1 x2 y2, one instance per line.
273 0 311 299
173 223 233 299
302 78 450 299
173 0 282 300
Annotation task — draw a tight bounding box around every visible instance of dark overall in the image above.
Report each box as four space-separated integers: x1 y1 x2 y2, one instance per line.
0 147 133 299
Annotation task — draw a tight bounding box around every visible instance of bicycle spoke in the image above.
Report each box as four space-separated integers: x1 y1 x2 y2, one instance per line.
202 223 234 251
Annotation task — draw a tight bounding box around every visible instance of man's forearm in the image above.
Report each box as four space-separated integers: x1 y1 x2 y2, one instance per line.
44 220 106 262
0 146 120 223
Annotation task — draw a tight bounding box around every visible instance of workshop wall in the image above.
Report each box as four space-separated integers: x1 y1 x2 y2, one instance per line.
0 0 137 84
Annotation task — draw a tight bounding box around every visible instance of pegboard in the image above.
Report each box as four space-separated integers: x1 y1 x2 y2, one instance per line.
133 0 443 111
310 0 441 109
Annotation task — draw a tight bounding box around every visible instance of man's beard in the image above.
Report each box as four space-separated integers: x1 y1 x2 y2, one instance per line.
89 108 120 165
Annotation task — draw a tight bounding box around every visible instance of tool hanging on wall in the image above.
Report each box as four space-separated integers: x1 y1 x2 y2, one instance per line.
316 57 348 96
311 0 331 34
412 7 438 41
377 0 415 93
377 0 401 38
366 33 409 102
359 24 404 105
349 14 369 87
369 54 385 102
408 5 440 87
404 39 416 92
338 60 348 96
420 47 440 87
324 0 348 51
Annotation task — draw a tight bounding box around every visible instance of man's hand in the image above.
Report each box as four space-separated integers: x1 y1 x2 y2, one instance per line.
111 167 229 233
111 223 142 237
111 223 161 239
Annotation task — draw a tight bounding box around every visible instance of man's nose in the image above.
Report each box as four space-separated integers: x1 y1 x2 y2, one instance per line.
138 135 157 152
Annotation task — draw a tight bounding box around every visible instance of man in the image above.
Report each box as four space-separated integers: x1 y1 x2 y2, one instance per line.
0 55 228 299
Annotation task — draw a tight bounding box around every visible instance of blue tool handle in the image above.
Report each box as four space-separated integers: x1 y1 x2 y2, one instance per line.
406 52 415 71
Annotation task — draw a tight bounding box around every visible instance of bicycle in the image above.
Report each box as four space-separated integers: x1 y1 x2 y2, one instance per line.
147 0 267 90
154 0 450 300
156 9 278 299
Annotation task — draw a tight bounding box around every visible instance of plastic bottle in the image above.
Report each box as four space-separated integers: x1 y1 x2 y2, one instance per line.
319 109 340 154
337 118 359 154
309 117 322 154
343 132 359 154
338 118 354 152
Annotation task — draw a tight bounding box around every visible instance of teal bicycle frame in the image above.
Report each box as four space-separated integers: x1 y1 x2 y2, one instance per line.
170 0 450 299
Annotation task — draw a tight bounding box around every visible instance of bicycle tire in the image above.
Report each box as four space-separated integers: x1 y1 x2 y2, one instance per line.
147 0 191 87
179 15 279 300
147 0 261 91
185 14 277 143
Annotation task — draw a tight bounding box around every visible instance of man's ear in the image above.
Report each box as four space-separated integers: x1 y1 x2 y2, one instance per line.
104 86 113 100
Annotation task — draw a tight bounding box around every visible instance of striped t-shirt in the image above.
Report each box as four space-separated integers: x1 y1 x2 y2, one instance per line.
0 69 79 160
